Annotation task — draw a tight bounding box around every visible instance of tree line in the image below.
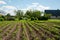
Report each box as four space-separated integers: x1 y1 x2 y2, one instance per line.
0 10 51 21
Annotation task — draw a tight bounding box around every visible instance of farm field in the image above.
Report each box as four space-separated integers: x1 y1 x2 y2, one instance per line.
0 20 60 40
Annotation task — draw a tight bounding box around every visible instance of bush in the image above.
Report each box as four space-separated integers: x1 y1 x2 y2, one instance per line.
34 17 37 20
6 17 15 21
38 16 48 20
31 17 35 21
0 18 4 21
19 17 23 20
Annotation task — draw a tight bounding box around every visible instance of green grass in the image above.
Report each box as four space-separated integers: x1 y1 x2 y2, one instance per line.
48 19 60 22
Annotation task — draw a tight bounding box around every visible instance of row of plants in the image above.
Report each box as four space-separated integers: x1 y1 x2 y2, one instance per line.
25 22 41 40
0 21 18 40
0 21 60 40
33 21 60 40
28 21 55 40
2 23 17 40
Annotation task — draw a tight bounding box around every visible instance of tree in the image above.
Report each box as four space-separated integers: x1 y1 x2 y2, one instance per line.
38 13 52 20
15 10 24 20
5 13 10 20
32 10 41 18
25 10 33 18
25 10 41 20
5 13 15 21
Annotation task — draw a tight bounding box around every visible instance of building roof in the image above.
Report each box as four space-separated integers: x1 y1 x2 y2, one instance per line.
45 10 60 16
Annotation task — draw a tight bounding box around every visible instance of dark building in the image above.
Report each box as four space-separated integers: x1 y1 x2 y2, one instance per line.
45 10 60 18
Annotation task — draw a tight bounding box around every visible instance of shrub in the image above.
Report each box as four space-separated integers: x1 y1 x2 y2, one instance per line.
6 17 15 21
0 18 4 21
34 17 37 20
38 16 48 20
19 17 23 20
31 17 35 21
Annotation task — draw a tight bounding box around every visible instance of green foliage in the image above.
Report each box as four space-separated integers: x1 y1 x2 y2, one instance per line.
44 13 52 19
0 21 60 40
6 13 10 17
25 10 33 18
0 18 4 21
32 10 41 18
37 13 52 20
15 10 24 20
26 10 41 18
5 13 15 21
25 10 52 20
0 14 5 21
38 16 48 20
0 10 52 21
31 17 35 21
5 13 11 20
25 10 41 20
19 17 23 20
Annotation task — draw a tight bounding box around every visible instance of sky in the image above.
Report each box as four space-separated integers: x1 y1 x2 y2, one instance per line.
0 0 60 15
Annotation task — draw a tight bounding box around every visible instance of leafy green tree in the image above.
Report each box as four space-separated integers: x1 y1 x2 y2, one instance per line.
5 13 11 20
25 10 33 18
6 13 10 17
5 13 15 21
25 10 41 20
15 10 24 20
32 10 41 18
